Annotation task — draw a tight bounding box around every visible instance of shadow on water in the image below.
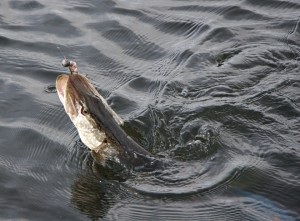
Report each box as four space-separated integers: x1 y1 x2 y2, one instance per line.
70 156 127 220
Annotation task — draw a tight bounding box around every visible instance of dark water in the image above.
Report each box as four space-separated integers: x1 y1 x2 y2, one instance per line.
1 0 300 220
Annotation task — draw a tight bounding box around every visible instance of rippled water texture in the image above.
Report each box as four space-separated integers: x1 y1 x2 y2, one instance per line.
1 0 300 220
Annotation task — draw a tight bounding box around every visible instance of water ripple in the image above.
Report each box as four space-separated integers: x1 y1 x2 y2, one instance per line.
1 0 300 220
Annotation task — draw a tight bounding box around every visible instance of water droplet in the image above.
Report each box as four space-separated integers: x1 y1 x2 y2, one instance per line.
180 87 188 97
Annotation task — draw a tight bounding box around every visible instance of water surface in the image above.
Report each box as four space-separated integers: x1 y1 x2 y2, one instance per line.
0 0 299 220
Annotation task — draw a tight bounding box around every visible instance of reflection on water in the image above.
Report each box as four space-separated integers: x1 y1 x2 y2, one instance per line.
0 0 299 220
